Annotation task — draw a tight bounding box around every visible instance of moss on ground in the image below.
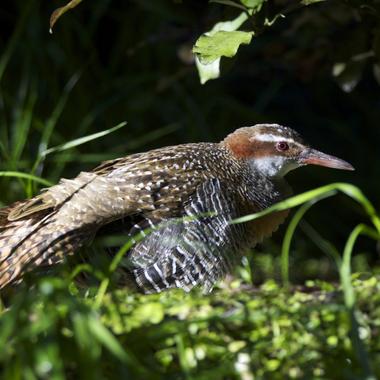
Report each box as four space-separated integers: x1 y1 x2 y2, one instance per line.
0 273 379 379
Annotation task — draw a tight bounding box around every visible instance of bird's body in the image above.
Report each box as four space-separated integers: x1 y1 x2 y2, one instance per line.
0 124 353 292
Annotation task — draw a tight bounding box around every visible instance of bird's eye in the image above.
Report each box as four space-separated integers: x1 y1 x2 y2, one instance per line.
276 141 289 152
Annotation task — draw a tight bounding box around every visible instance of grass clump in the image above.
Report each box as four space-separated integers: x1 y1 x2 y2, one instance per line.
1 273 380 379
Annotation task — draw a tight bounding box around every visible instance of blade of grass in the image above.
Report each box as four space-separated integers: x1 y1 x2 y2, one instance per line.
11 79 37 164
340 224 379 309
40 121 127 157
24 73 82 195
232 183 380 234
94 237 137 309
175 334 191 377
281 202 314 287
45 123 181 166
299 218 379 379
87 316 147 374
339 224 379 380
280 191 336 286
32 72 82 174
299 221 341 267
0 171 52 187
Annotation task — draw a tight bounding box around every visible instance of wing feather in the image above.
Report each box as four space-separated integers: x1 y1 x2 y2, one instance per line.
128 178 247 293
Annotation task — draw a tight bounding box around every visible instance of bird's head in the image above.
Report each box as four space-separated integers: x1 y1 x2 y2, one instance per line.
223 124 354 178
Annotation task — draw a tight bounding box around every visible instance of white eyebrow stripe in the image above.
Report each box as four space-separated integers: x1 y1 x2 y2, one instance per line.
253 134 303 147
253 134 292 142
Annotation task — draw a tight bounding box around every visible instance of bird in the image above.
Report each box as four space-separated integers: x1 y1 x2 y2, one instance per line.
0 124 354 293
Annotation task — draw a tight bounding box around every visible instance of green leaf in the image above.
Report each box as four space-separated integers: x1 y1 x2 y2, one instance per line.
240 0 265 10
193 30 253 64
194 56 221 84
87 316 129 362
49 0 84 33
134 303 165 324
332 61 365 93
210 0 264 12
193 12 251 84
301 0 325 5
87 316 147 374
210 0 247 11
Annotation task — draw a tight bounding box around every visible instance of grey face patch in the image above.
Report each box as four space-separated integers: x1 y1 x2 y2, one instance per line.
249 155 302 178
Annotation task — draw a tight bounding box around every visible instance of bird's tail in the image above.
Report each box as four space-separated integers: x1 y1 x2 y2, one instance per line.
0 200 88 289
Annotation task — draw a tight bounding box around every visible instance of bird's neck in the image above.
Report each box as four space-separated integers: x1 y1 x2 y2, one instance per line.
243 162 292 211
215 144 291 209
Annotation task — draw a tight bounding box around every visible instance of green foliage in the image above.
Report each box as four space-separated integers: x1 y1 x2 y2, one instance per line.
193 30 253 65
1 273 380 379
192 0 380 84
192 9 252 84
49 0 83 33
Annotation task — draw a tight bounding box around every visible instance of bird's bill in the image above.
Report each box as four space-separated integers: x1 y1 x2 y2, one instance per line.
300 148 355 171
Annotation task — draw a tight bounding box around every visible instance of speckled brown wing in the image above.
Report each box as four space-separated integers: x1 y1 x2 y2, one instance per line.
0 144 218 288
